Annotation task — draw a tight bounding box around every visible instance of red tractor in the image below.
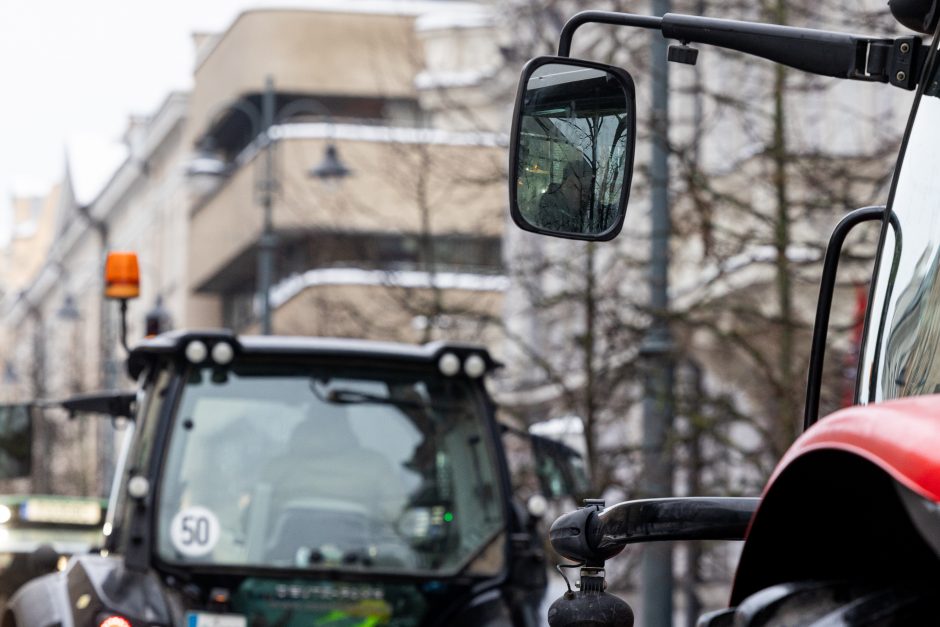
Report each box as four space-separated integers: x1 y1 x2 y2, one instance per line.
509 0 940 623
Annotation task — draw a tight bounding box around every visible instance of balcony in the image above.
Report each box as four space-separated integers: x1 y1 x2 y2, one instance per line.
187 123 507 331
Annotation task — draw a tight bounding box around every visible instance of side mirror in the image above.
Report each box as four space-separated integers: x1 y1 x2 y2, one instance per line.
530 432 590 499
509 56 637 241
0 404 34 480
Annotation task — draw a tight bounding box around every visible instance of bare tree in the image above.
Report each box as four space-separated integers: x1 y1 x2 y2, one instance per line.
496 0 904 608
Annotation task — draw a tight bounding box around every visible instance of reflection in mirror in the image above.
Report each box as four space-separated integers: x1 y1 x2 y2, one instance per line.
515 62 633 238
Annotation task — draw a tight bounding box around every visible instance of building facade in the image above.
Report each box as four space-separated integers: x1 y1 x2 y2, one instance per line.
0 1 510 495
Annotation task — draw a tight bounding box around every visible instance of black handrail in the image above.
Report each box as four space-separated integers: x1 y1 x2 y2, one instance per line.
803 206 886 430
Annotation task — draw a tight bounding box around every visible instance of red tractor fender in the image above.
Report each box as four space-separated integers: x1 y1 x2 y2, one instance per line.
729 395 940 605
766 394 940 503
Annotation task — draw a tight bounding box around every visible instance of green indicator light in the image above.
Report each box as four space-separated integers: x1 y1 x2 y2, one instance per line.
443 512 454 523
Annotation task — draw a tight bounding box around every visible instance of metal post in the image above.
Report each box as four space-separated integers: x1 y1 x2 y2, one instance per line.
258 75 277 335
97 229 116 496
641 0 675 625
28 307 49 493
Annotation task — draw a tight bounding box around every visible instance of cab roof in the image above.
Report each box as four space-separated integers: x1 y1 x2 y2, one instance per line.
126 329 499 379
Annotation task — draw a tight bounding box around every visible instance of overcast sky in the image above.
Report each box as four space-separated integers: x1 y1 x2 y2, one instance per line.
0 0 372 237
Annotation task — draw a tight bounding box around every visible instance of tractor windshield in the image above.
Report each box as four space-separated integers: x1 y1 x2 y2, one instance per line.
155 361 506 576
862 42 940 402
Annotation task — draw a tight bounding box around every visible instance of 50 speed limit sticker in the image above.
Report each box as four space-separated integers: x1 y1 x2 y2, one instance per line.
170 506 220 557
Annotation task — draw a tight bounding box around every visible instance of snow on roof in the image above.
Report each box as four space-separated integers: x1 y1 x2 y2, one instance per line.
66 133 127 206
240 1 487 18
270 267 509 309
272 122 507 147
196 1 489 68
671 244 823 304
414 69 490 90
415 4 495 31
529 415 585 437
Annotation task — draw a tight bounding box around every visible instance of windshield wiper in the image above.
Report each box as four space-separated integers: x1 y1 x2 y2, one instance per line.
323 388 427 407
312 383 463 410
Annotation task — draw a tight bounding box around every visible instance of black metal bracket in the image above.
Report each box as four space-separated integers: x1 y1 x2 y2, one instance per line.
558 11 925 91
865 37 922 89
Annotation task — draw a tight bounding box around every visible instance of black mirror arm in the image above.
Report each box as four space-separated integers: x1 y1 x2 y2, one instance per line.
803 206 889 430
550 497 759 565
59 391 137 419
558 11 923 90
558 12 663 56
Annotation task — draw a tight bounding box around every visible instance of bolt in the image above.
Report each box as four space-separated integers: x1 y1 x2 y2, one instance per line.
897 71 907 82
900 42 911 53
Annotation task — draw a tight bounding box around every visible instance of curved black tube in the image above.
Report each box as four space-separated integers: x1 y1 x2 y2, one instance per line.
550 497 759 564
558 11 663 57
590 497 759 555
803 206 886 430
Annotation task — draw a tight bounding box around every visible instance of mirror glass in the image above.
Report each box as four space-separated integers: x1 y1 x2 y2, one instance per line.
530 434 590 499
0 404 32 479
515 61 634 238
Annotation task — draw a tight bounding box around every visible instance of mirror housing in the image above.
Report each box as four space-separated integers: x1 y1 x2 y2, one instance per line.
889 0 940 34
509 56 637 242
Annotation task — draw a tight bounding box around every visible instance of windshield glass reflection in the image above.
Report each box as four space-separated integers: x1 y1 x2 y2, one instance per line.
864 60 940 401
156 363 504 574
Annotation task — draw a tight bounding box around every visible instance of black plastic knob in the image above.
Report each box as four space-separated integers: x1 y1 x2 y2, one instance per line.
668 44 699 65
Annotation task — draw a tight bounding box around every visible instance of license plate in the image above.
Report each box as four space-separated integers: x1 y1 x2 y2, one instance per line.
21 498 102 525
185 613 247 627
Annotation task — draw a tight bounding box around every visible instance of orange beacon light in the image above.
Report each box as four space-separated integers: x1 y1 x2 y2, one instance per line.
104 252 140 300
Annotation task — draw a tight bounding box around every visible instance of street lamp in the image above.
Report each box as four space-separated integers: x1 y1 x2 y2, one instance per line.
186 76 352 335
56 294 81 321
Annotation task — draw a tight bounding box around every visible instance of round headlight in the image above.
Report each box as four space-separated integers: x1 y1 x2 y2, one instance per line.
211 342 234 365
464 354 487 378
438 353 461 377
185 340 208 364
127 475 150 500
526 494 549 519
0 504 11 524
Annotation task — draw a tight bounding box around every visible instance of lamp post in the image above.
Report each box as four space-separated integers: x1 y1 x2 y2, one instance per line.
642 0 676 624
16 293 48 492
75 205 118 496
187 75 352 335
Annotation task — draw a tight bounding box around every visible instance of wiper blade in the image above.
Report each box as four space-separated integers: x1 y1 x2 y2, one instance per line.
310 381 462 411
325 389 427 408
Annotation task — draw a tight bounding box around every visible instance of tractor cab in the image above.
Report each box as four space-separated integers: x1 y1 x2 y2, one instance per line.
7 330 579 627
4 252 589 626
